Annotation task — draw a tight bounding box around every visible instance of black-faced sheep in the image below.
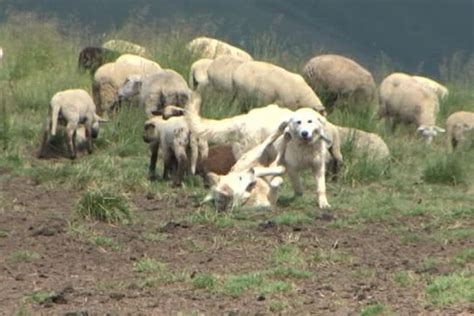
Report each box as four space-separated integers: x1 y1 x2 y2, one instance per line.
302 54 376 109
77 46 121 74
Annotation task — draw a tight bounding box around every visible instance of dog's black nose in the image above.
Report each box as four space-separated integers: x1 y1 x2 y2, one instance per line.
301 131 309 138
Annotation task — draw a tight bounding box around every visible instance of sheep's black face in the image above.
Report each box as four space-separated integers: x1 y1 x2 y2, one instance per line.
143 124 156 143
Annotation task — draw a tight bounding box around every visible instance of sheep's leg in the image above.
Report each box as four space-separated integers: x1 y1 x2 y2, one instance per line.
149 141 160 181
189 135 199 175
172 146 187 187
313 162 330 209
85 125 93 154
162 148 174 180
66 124 77 160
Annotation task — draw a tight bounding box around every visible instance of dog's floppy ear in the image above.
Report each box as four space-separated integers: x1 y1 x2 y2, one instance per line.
207 172 220 186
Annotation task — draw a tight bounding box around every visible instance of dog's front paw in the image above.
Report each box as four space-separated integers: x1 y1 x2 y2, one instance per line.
318 198 331 209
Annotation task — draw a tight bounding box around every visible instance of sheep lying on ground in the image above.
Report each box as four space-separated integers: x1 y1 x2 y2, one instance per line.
186 36 252 61
189 58 213 90
115 54 161 69
38 89 105 159
77 46 121 74
118 69 191 117
92 61 161 114
445 111 474 151
302 54 376 109
379 72 444 143
232 61 325 113
412 75 449 101
337 126 390 160
102 39 147 57
142 115 207 186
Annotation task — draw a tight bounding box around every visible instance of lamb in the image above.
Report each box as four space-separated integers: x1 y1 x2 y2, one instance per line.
232 61 325 113
117 69 191 117
378 72 445 143
142 115 208 186
445 111 474 151
186 36 252 61
302 54 376 109
115 54 161 70
102 39 147 57
77 46 121 74
92 61 161 114
337 126 390 160
38 89 105 159
412 75 449 101
188 58 213 90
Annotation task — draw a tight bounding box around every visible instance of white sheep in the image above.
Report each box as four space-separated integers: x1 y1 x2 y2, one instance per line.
186 36 252 61
142 115 208 186
115 54 161 70
38 89 105 159
205 55 246 93
118 69 191 118
302 54 377 108
189 58 213 90
337 126 390 160
92 61 161 114
0 47 3 64
232 61 325 113
379 72 444 143
102 39 147 57
412 75 449 101
445 111 474 151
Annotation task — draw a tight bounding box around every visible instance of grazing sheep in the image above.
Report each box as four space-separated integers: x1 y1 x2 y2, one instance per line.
143 115 207 186
102 39 147 57
445 111 474 151
302 54 376 109
189 58 213 90
186 36 252 61
205 55 246 93
118 69 191 118
115 54 161 70
38 89 105 159
337 126 390 160
232 61 325 113
92 61 161 114
412 75 449 101
77 46 121 74
379 72 444 143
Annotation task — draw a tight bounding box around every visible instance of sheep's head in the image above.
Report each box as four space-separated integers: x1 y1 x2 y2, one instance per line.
143 119 161 143
417 126 445 144
118 74 143 101
287 108 332 145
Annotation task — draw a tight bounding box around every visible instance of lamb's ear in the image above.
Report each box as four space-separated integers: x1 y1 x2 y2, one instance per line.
207 172 220 186
434 126 446 133
162 105 185 120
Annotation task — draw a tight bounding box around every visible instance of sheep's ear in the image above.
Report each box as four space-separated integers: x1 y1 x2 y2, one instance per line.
417 126 427 133
162 105 185 120
207 172 220 185
94 114 108 123
434 126 445 133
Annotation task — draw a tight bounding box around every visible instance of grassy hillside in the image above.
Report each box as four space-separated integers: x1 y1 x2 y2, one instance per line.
0 13 473 315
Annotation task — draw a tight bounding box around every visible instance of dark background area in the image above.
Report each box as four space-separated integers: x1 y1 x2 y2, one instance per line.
1 0 472 77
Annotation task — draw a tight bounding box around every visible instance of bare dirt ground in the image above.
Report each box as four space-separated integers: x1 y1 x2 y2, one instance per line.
0 171 472 315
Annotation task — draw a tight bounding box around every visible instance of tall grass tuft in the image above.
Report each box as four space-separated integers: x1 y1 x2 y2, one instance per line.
76 190 132 224
421 153 467 185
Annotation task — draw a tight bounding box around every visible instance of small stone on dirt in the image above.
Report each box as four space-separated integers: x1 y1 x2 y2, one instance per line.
109 293 125 301
258 220 276 230
256 294 265 301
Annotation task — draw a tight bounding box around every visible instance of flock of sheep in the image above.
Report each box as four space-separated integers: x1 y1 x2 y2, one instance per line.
12 36 472 211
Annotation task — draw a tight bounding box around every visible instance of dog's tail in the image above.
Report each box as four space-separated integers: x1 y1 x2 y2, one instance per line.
185 91 243 143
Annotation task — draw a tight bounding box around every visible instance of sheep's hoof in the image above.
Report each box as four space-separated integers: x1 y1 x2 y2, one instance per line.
149 175 158 182
171 181 183 188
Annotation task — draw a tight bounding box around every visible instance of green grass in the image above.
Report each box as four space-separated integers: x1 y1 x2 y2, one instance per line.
222 272 264 297
133 257 166 273
452 248 474 267
272 211 313 225
359 303 386 316
422 153 468 185
8 250 40 263
425 272 474 306
191 273 217 290
76 190 132 224
272 244 305 267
